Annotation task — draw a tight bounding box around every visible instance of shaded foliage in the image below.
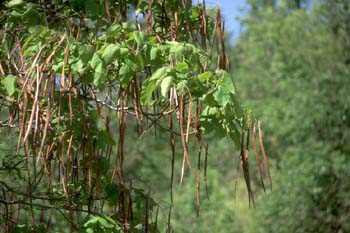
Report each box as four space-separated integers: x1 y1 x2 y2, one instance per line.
233 1 350 232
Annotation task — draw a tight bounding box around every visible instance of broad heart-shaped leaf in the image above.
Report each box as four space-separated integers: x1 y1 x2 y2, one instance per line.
79 45 94 64
175 62 189 73
198 71 213 82
141 67 167 105
89 52 103 69
93 62 106 89
200 106 232 140
106 23 122 37
141 79 157 105
160 76 173 97
132 31 145 45
149 66 168 81
168 42 184 55
119 47 129 57
200 107 218 135
212 70 237 108
71 59 84 74
217 69 236 95
101 44 119 65
213 85 231 108
176 80 188 94
150 46 160 61
1 75 17 96
118 60 136 88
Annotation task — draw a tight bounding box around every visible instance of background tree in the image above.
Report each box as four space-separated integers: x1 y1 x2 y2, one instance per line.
232 0 350 232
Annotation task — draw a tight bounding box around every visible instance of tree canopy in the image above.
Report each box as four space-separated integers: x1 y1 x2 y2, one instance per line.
232 0 350 232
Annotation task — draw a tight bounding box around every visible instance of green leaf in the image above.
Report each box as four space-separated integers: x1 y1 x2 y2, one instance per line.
101 44 119 65
201 106 218 117
149 67 168 81
101 130 116 145
133 31 145 45
122 21 136 31
217 70 236 95
97 217 114 228
28 25 46 36
141 67 167 105
198 71 213 82
79 45 94 64
228 121 241 146
84 215 117 229
183 44 195 56
160 76 173 97
119 60 136 88
119 47 129 57
211 70 237 108
106 24 122 37
176 80 188 93
2 75 17 96
213 85 231 108
136 0 149 14
175 62 189 73
71 59 84 74
93 62 106 88
7 0 23 8
90 53 103 69
141 79 157 105
81 68 94 85
200 107 217 134
105 183 118 205
150 47 160 60
169 42 184 54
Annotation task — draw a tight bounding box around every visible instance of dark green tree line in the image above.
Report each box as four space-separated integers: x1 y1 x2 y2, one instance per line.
232 0 350 232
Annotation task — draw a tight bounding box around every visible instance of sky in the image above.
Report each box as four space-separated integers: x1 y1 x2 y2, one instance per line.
205 0 249 41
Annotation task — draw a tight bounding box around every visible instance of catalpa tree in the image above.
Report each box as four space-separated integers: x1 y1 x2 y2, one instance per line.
0 0 271 232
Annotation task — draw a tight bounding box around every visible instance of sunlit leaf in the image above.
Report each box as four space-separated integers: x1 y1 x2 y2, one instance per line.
150 47 160 60
175 62 189 73
160 76 173 97
141 66 168 104
133 31 145 45
1 75 17 96
93 62 106 88
7 0 23 8
198 71 213 82
119 60 136 88
101 44 119 65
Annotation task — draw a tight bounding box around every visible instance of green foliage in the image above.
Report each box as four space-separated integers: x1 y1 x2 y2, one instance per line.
232 1 350 232
80 216 122 233
1 75 17 96
12 224 45 233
